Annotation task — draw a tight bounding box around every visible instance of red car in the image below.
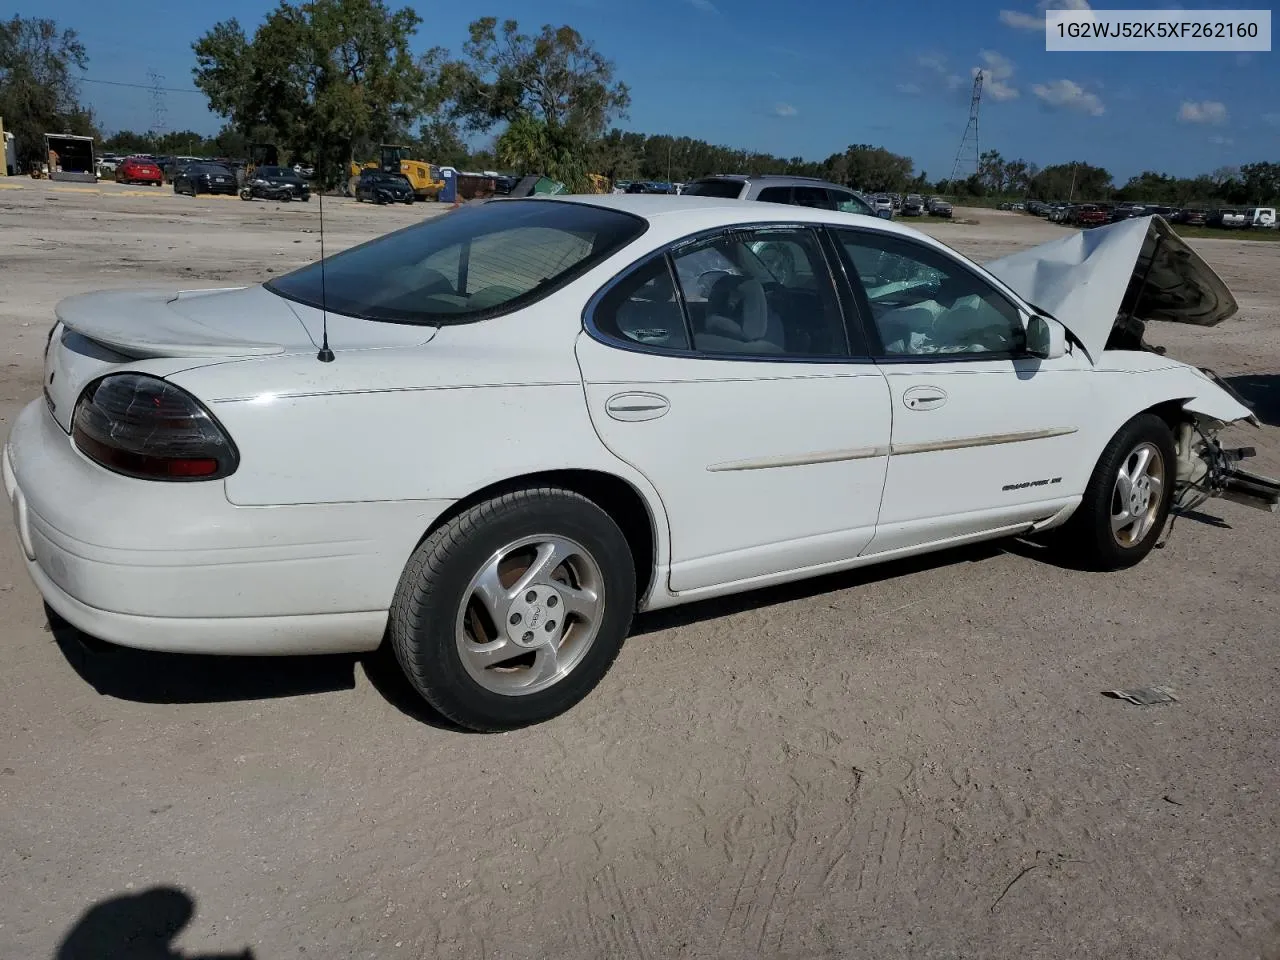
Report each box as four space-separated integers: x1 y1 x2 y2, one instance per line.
116 156 163 186
1071 203 1109 227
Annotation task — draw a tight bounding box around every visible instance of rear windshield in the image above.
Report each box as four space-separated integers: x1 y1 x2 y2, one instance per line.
680 179 745 199
266 199 647 326
259 166 300 180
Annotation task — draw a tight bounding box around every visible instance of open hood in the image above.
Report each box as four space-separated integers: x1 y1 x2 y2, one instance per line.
984 215 1238 362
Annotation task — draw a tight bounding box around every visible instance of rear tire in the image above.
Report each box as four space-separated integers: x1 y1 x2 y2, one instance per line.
389 487 636 732
1053 413 1177 571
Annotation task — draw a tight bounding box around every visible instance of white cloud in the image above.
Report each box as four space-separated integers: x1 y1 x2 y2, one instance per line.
999 9 1042 29
896 82 923 95
973 50 1018 100
1000 0 1092 30
772 103 797 117
917 55 968 92
1209 135 1234 145
1032 78 1105 115
1178 100 1229 124
1264 113 1280 127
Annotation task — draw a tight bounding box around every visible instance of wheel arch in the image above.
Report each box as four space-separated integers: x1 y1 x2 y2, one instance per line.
418 469 663 609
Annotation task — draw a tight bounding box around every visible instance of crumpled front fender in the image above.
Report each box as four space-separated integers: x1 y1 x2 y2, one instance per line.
1183 367 1260 427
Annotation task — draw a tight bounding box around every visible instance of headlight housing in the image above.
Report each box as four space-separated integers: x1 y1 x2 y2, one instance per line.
72 373 239 481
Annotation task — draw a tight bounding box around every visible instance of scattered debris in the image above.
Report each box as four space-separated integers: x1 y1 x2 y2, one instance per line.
1103 686 1179 706
1163 793 1184 806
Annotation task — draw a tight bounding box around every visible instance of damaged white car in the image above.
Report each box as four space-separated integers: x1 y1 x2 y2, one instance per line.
5 197 1276 730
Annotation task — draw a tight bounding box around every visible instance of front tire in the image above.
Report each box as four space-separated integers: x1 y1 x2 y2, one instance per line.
1055 413 1176 570
389 487 636 732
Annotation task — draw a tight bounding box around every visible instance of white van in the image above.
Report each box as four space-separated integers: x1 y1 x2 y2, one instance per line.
1248 207 1276 229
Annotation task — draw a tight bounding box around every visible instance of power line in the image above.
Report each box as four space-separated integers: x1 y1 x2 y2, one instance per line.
76 75 204 95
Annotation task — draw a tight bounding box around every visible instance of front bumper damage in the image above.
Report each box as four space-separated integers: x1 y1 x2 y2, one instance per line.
1174 373 1280 514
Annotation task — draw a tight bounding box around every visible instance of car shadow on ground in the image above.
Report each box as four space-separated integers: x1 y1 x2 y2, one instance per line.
630 541 1004 636
47 604 359 705
46 604 470 732
1225 373 1280 427
54 885 255 960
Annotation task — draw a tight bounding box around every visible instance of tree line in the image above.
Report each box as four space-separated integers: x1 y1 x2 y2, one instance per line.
3 8 1278 204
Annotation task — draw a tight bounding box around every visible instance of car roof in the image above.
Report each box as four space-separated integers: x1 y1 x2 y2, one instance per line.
688 173 855 190
520 193 925 239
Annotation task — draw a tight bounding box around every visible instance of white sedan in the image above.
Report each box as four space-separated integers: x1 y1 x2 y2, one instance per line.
5 196 1276 731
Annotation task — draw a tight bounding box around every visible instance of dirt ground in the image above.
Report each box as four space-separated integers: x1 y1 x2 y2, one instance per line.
2 179 1279 960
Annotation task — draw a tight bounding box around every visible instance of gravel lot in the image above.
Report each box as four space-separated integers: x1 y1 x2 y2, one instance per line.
2 179 1279 960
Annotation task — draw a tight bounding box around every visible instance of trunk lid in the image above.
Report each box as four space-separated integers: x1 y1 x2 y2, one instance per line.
44 284 436 431
984 215 1238 362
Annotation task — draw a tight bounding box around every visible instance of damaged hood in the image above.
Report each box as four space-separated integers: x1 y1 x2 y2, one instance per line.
984 215 1238 362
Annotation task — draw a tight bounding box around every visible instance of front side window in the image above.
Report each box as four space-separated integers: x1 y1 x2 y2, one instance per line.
830 189 874 216
834 230 1025 358
267 200 646 325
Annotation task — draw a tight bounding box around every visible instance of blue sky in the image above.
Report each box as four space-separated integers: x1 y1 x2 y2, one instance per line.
20 0 1280 181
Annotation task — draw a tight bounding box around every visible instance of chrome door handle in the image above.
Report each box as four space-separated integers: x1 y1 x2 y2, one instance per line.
605 392 670 422
903 385 948 411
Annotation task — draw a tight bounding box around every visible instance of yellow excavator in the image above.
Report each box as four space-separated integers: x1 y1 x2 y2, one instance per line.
347 144 445 201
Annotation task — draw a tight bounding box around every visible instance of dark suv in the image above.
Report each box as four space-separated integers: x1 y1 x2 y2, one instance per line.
680 175 877 217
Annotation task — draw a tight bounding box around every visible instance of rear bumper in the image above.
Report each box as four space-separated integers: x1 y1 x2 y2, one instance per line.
4 400 453 654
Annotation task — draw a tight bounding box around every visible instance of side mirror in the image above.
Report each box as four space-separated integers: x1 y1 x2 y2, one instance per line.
1026 314 1068 360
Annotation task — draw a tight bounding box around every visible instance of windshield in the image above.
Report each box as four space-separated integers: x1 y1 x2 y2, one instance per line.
680 179 745 199
260 166 300 180
266 199 647 325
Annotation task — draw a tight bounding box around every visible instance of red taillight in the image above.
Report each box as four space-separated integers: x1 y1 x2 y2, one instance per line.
71 373 239 482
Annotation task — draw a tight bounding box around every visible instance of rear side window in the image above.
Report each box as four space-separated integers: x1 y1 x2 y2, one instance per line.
591 227 851 359
680 179 745 199
756 186 792 204
591 256 690 351
267 200 647 325
791 187 834 209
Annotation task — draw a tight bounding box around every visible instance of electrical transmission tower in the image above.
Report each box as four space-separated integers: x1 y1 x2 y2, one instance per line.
147 69 168 145
948 71 983 186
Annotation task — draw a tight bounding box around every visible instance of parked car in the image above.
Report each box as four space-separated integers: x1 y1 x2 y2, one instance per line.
927 197 953 218
172 162 239 196
1071 204 1109 227
871 195 894 218
1246 207 1276 229
355 169 415 204
1048 204 1071 223
115 156 163 186
902 195 925 216
680 175 877 216
1208 208 1248 229
250 166 311 201
9 196 1273 731
1174 208 1209 226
